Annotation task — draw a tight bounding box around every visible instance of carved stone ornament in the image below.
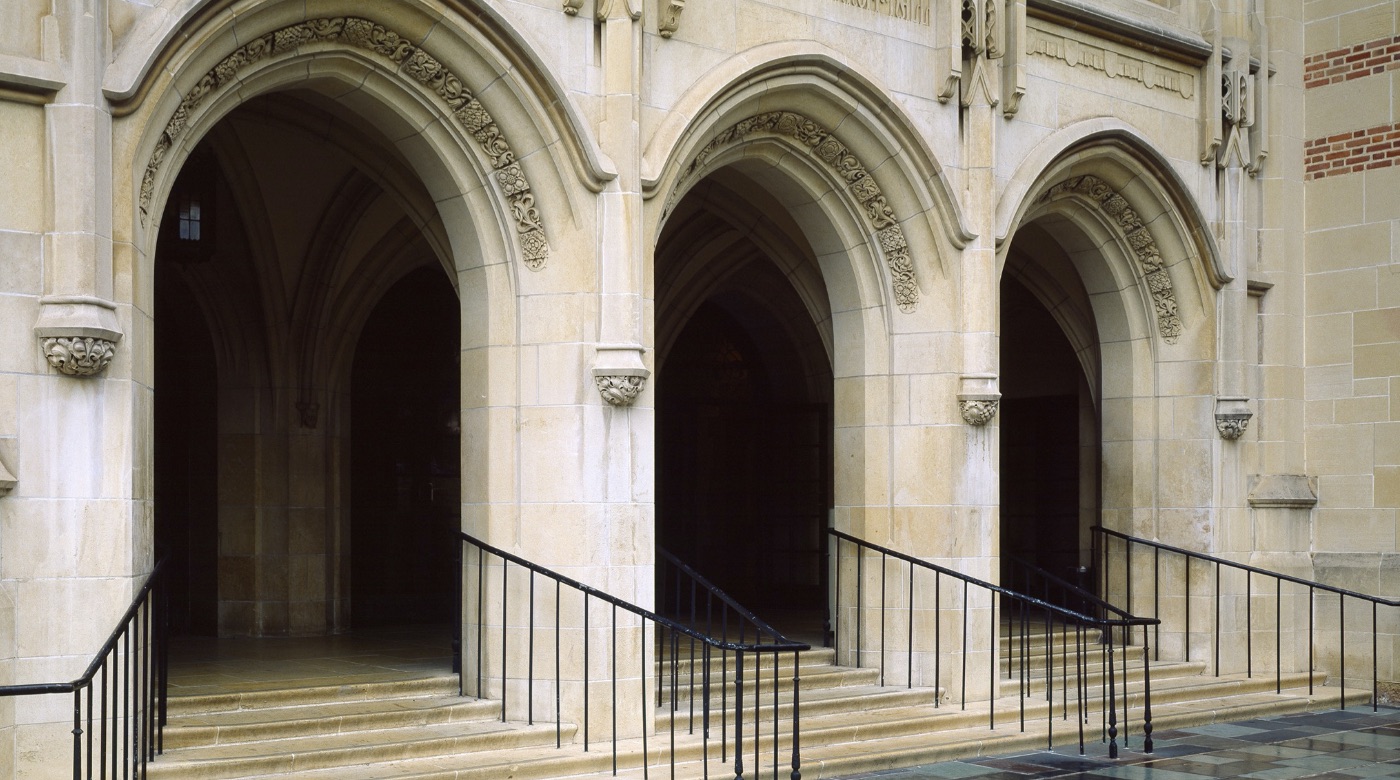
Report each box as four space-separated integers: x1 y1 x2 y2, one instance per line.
296 400 320 429
592 346 650 407
668 112 919 312
594 374 646 406
41 337 118 377
1040 175 1183 344
959 398 999 426
0 455 15 497
1215 413 1251 440
658 0 685 37
139 17 551 270
1215 396 1252 440
562 0 583 14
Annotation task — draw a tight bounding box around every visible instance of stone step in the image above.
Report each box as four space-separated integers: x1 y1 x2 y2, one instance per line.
149 715 575 779
150 642 1370 780
166 674 462 717
229 677 1368 780
162 693 502 750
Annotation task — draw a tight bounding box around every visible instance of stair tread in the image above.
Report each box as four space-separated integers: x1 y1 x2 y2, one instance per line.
154 716 570 763
151 641 1372 780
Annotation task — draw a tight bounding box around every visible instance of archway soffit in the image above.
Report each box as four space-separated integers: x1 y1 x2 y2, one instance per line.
662 113 922 313
995 120 1224 288
136 15 563 274
108 0 615 190
643 43 974 248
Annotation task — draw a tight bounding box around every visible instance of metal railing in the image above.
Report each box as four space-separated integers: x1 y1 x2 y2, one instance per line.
1093 525 1400 710
456 531 810 779
829 530 1158 758
0 561 168 780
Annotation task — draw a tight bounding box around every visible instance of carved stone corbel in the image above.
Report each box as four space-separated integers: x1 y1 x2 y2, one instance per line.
958 373 1000 426
959 397 1000 426
1215 396 1252 440
0 447 15 497
563 0 583 14
658 0 685 37
34 296 123 378
592 345 650 407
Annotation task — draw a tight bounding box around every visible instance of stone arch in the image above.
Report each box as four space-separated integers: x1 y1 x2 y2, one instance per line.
117 1 612 636
646 58 978 619
997 136 1223 556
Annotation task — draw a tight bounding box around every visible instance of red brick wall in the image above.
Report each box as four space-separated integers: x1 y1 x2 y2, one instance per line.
1304 36 1400 89
1304 36 1400 179
1304 123 1400 180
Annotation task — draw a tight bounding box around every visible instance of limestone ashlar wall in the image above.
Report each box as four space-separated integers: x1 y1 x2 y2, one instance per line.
1303 0 1400 690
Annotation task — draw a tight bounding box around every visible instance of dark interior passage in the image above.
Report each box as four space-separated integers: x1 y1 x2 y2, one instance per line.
999 274 1094 594
154 268 220 637
350 266 460 627
657 299 829 619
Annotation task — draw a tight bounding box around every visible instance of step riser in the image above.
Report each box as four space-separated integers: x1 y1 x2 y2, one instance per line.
162 699 501 749
151 723 577 780
166 677 462 717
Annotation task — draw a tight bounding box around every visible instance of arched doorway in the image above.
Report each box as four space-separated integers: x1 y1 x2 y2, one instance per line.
152 90 461 638
656 174 834 638
999 225 1101 598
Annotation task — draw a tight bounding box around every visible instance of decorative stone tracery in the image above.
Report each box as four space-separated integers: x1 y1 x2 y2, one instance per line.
669 112 919 312
1040 175 1183 344
139 17 551 270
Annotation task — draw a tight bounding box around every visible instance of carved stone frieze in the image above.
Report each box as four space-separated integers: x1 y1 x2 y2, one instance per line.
1040 175 1183 344
959 398 999 426
594 374 647 406
669 111 919 312
1026 25 1196 100
139 17 551 270
41 337 118 377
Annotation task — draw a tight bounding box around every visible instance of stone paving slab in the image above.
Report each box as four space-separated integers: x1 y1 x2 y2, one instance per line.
838 707 1400 780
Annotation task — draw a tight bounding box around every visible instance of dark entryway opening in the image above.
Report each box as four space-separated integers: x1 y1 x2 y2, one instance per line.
999 274 1095 599
349 266 460 627
154 268 220 637
657 294 831 636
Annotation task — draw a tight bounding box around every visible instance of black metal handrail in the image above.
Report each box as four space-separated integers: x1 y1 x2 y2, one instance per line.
458 530 810 779
0 560 168 780
1093 525 1398 711
829 529 1158 758
657 547 800 645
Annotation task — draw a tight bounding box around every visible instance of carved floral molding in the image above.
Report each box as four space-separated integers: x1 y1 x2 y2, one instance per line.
594 374 647 406
959 398 999 426
42 337 118 377
139 17 551 270
669 112 920 313
1040 175 1183 344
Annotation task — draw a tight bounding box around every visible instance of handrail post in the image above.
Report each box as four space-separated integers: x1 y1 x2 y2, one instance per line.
734 651 745 780
790 650 801 780
1105 623 1118 759
1142 627 1153 754
71 688 82 780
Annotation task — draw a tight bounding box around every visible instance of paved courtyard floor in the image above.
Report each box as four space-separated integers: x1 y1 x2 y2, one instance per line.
840 707 1400 780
